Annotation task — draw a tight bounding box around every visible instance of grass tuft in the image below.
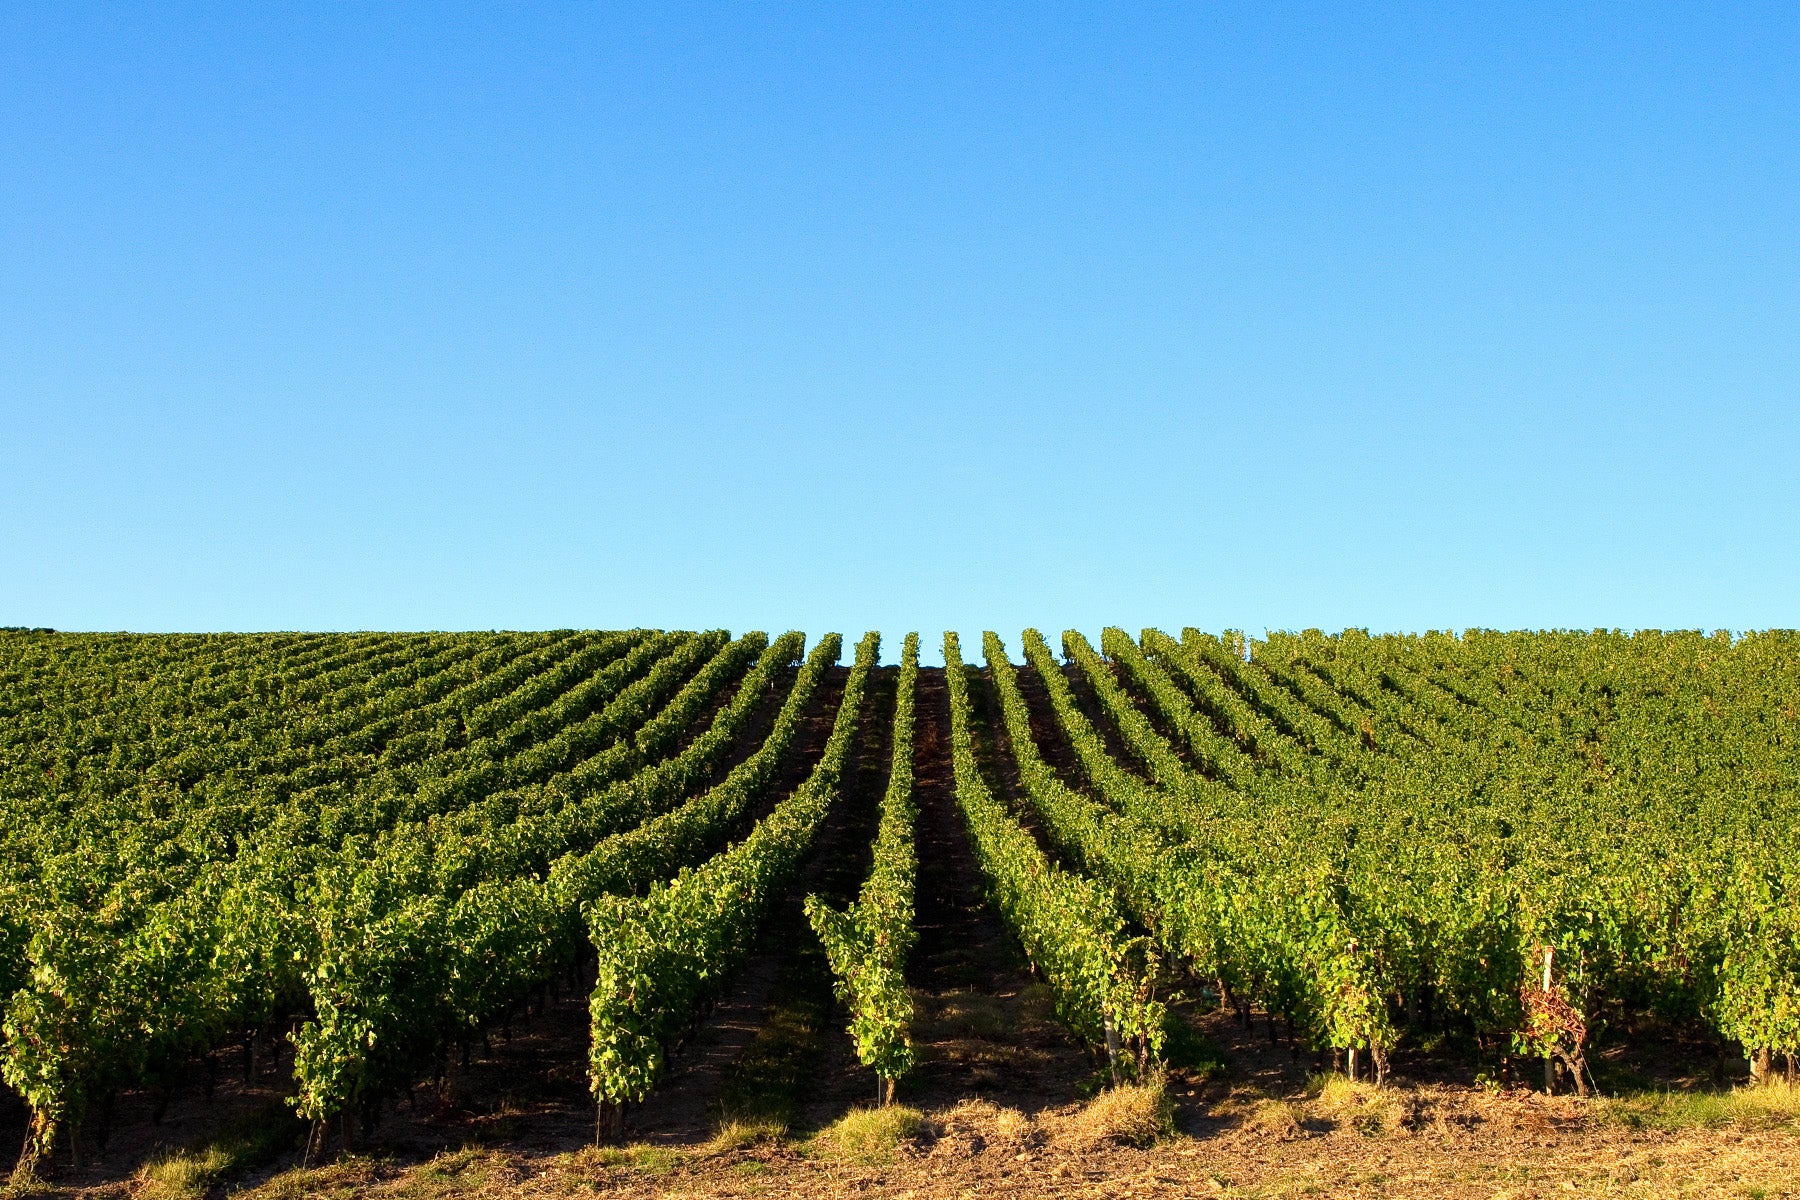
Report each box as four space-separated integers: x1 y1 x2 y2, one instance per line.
140 1147 234 1200
582 1143 681 1175
1061 1072 1172 1150
1306 1072 1409 1136
136 1099 303 1200
705 1118 787 1154
1248 1097 1304 1141
237 1155 381 1200
991 1104 1036 1144
814 1105 926 1163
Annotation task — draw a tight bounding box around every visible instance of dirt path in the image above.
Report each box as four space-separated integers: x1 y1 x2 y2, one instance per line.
896 667 1095 1114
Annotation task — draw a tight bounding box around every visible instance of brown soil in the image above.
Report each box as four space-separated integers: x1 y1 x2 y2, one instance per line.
130 1069 1800 1200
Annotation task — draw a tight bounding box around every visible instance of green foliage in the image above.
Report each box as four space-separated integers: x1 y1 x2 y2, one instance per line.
6 620 1800 1166
943 632 1164 1065
806 633 920 1093
0 627 806 1151
587 633 877 1107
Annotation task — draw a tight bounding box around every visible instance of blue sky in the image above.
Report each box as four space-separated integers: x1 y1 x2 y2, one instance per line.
3 3 1797 658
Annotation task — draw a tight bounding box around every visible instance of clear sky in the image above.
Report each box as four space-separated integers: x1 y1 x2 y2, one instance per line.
4 4 1797 659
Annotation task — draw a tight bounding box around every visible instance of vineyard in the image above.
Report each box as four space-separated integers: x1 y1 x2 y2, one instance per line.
2 626 1798 1193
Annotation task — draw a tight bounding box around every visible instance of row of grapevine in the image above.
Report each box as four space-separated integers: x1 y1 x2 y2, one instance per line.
0 632 589 1170
1364 629 1800 1082
6 620 1800 1181
286 629 832 1143
1133 631 1318 778
943 632 1163 1074
544 632 824 907
1103 625 1800 1089
807 631 920 1104
1 628 798 1177
285 629 772 1126
585 632 876 1137
1091 628 1261 789
1155 629 1363 767
6 633 686 1156
1026 629 1406 1075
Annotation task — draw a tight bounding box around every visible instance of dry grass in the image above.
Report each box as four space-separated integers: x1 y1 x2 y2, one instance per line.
238 1155 384 1200
929 1096 1039 1155
1247 1096 1304 1140
705 1118 788 1154
137 1146 236 1200
1058 1072 1172 1150
386 1147 503 1198
810 1105 926 1164
202 1083 1800 1200
990 1104 1036 1145
1306 1070 1411 1136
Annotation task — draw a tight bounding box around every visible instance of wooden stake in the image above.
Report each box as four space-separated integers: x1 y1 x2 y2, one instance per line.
1104 1011 1122 1086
